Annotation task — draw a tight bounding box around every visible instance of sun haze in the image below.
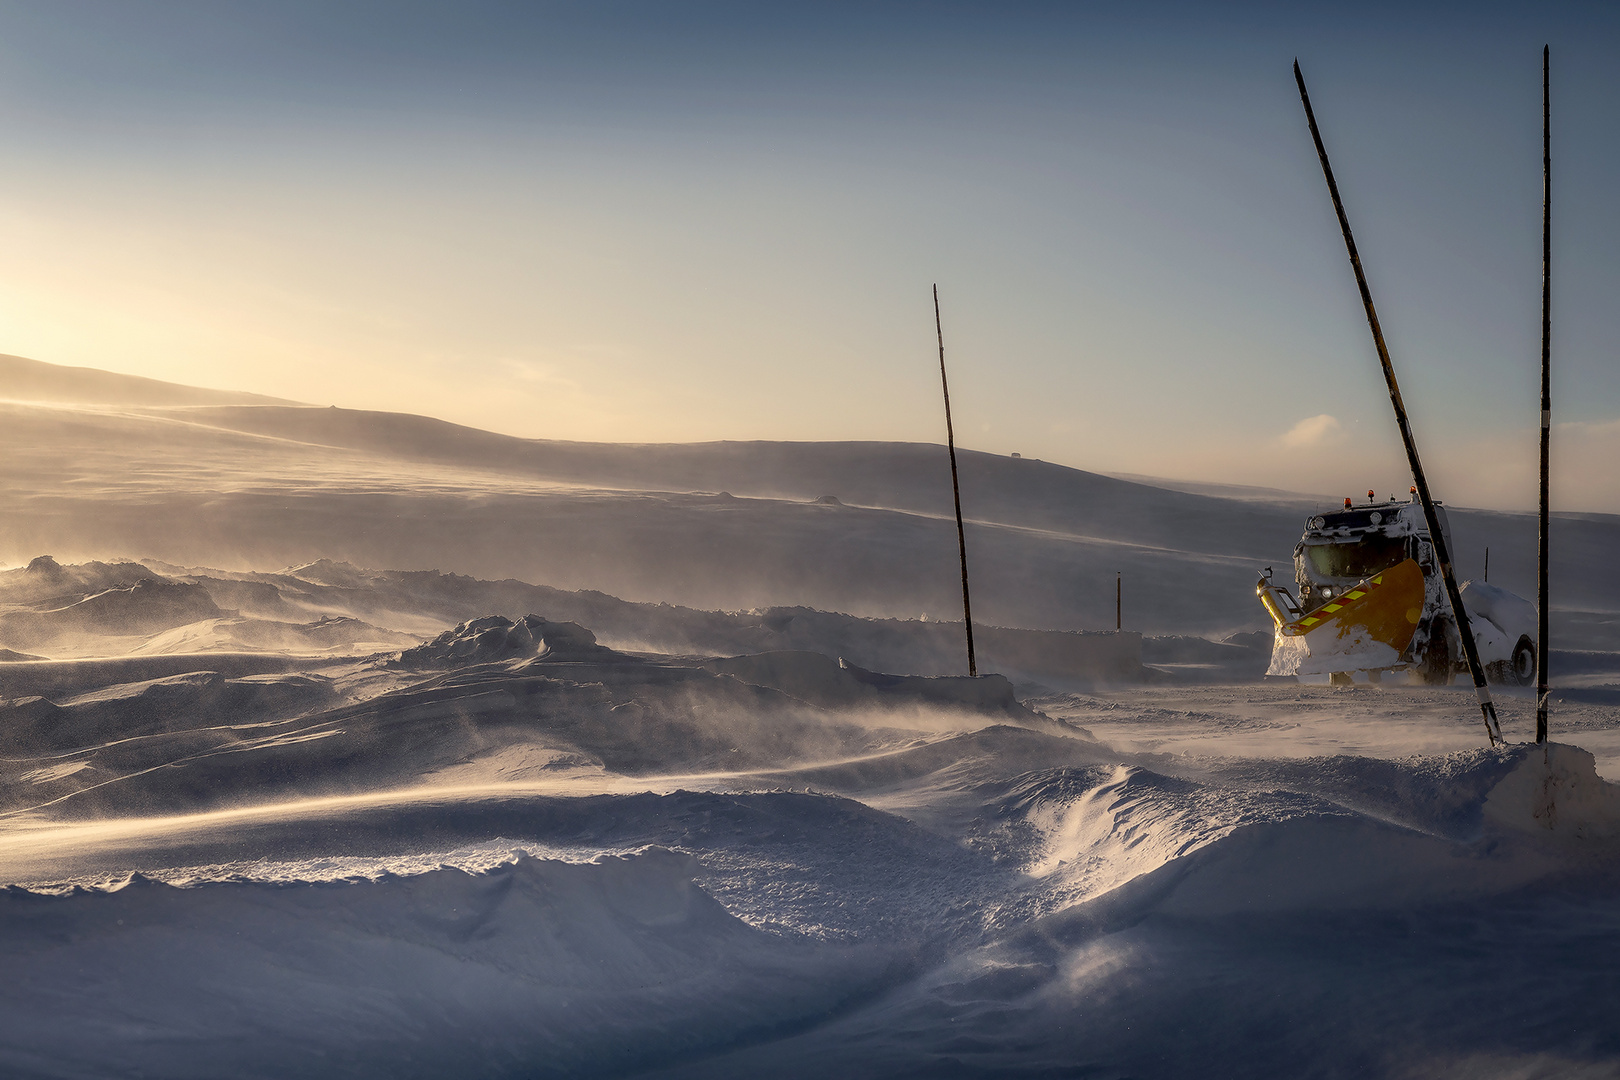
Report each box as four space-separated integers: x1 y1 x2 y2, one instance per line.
0 2 1616 509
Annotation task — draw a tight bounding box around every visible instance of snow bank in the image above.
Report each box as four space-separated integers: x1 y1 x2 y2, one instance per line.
132 614 419 656
2 670 334 753
0 555 159 605
399 613 616 668
999 744 1620 928
1483 742 1620 839
706 650 872 706
0 848 890 1079
0 577 223 650
3 735 1619 1077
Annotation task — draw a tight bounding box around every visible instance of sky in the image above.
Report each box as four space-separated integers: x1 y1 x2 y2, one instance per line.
0 1 1616 511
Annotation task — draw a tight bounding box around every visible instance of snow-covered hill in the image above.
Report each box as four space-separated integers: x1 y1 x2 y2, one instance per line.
3 356 1615 642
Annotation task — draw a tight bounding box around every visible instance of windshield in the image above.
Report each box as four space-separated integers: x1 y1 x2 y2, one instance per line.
1303 535 1408 581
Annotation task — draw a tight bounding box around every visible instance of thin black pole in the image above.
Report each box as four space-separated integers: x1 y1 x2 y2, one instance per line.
1116 572 1122 631
1294 60 1502 746
934 284 977 677
1537 45 1552 745
1485 547 1490 583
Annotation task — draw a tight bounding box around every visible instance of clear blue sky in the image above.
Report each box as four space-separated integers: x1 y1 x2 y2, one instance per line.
0 1 1615 509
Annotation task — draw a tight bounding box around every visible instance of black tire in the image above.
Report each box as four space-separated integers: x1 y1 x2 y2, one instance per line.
1422 625 1453 686
1509 636 1536 687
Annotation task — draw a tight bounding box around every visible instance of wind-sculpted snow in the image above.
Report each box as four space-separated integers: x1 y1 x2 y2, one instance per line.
645 747 1620 1079
6 363 1620 1075
0 576 223 650
3 602 1620 1076
399 613 617 668
1 555 1146 684
2 670 335 752
3 734 1617 1077
0 625 1070 821
0 849 900 1080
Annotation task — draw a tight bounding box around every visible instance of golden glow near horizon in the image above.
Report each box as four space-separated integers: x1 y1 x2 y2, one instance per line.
0 5 1617 511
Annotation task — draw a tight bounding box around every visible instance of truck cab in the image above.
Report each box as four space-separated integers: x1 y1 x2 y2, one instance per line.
1295 497 1445 618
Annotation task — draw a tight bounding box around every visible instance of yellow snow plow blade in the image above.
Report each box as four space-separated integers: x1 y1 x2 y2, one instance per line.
1268 558 1425 677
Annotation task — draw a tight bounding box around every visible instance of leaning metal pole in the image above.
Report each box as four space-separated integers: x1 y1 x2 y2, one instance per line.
934 284 978 677
1293 60 1503 746
1537 45 1552 745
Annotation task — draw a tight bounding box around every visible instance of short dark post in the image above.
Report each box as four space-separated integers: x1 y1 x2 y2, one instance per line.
1116 573 1122 631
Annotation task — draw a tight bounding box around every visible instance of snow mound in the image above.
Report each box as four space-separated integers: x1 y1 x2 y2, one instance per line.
1483 742 1620 839
282 558 385 588
0 848 887 1079
0 575 223 650
399 614 615 668
1005 764 1274 896
55 578 220 627
1139 813 1555 918
707 650 871 706
132 614 419 656
0 555 159 605
1 670 335 754
995 745 1620 928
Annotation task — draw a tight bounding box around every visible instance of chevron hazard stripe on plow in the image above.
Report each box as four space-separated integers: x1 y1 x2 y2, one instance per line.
1268 558 1426 677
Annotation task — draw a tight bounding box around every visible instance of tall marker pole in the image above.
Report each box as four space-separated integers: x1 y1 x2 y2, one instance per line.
1537 45 1552 745
1294 61 1502 746
934 285 978 677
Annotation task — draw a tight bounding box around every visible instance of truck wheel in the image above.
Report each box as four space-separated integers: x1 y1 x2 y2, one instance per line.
1510 636 1536 686
1422 627 1452 686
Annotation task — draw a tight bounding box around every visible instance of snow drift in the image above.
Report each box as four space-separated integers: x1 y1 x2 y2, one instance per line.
0 848 894 1080
2 738 1617 1079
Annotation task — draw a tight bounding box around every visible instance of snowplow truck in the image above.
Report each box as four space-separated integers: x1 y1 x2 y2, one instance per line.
1257 494 1537 685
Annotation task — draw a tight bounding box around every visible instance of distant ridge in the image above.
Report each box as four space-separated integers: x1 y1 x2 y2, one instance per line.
1105 472 1332 506
2 355 1598 638
0 354 302 407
